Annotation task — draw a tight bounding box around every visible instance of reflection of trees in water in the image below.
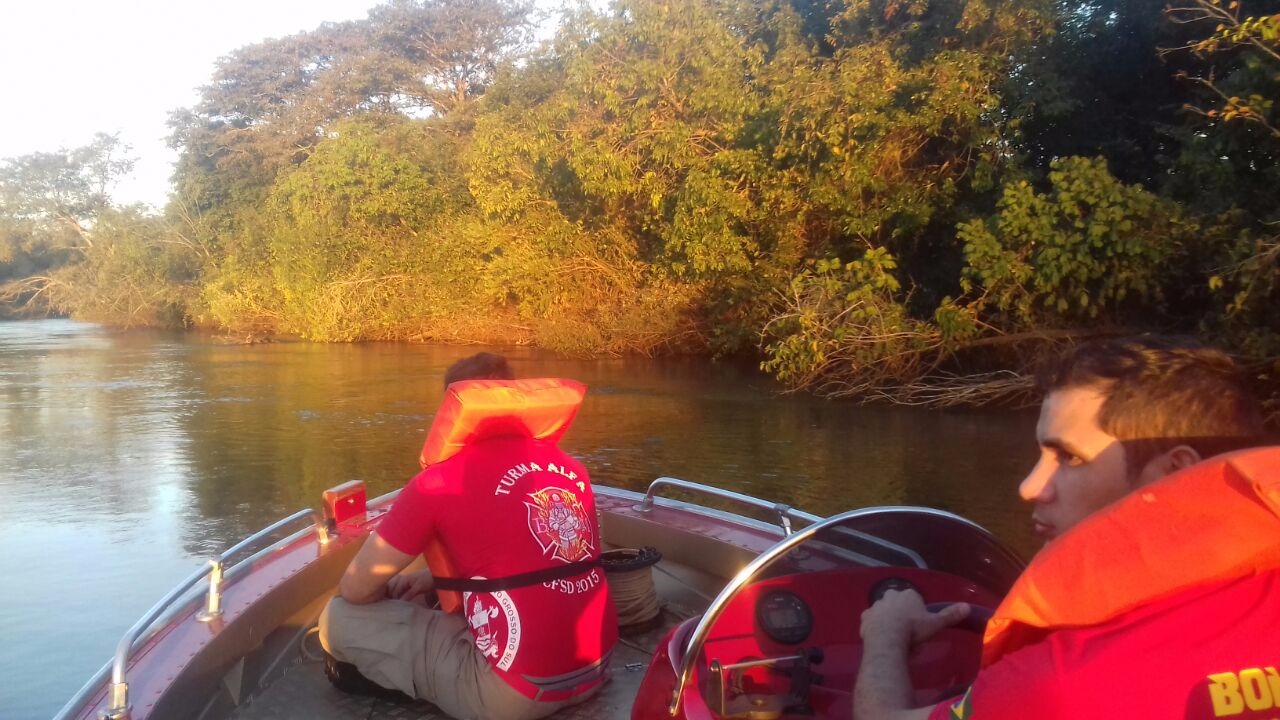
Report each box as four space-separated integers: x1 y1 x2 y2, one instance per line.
558 356 1040 557
175 342 464 556
53 334 1039 559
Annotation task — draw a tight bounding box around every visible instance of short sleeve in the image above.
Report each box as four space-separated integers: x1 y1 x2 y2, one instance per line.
374 469 439 556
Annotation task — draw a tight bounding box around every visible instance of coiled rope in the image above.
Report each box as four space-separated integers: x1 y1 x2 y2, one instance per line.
601 546 662 629
300 625 326 662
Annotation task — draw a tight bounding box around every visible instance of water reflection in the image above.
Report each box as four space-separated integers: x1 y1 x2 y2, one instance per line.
0 320 1038 719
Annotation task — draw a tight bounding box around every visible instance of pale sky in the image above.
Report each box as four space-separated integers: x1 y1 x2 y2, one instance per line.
0 1 387 210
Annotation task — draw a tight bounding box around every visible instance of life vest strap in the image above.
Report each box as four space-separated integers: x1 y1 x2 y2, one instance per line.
433 559 597 593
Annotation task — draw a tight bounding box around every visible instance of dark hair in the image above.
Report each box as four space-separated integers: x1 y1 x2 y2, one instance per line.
1038 336 1263 479
444 352 515 388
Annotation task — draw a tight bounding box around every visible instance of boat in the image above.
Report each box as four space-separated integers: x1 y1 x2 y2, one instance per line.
55 477 1025 720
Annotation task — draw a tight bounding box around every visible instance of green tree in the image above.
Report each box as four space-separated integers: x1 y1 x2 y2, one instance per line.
1164 0 1280 360
368 0 536 114
30 0 1278 408
1005 0 1194 186
0 134 134 314
957 156 1190 326
0 133 132 251
760 250 946 398
467 0 772 352
49 208 201 326
167 22 373 244
257 116 478 340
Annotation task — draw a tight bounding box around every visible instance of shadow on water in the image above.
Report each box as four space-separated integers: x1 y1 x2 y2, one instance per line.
0 320 1038 719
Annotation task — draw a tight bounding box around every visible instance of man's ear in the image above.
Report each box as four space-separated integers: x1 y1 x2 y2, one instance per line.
1136 445 1202 486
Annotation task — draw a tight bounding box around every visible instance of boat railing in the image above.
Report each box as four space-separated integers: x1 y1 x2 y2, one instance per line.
77 508 318 720
634 476 822 535
634 476 924 568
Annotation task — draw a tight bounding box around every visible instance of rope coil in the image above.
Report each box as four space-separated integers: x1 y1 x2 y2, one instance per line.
601 546 662 629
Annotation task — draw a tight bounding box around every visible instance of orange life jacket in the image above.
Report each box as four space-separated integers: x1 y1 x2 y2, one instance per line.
982 446 1280 667
418 378 587 612
419 378 586 468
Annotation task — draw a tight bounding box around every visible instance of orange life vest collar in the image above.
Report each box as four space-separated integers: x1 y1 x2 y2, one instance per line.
983 446 1280 667
419 378 586 468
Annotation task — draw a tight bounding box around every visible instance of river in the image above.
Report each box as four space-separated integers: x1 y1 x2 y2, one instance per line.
0 319 1038 719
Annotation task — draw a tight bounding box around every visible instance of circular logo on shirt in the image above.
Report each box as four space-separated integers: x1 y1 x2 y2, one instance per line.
463 587 521 671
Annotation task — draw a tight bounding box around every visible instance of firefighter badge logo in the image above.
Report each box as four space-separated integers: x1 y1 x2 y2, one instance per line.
525 487 594 563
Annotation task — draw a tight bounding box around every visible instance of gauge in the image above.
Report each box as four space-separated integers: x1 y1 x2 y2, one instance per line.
868 576 919 605
756 590 813 645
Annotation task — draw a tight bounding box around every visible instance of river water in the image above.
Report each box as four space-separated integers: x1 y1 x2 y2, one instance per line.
0 319 1039 719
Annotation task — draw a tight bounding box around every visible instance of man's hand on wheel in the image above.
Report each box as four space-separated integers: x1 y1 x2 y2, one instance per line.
861 588 970 647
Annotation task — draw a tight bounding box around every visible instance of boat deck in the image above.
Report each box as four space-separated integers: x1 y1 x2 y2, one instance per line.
228 559 720 720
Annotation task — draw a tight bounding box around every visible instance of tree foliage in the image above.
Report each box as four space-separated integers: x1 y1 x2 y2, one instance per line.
0 134 138 315
760 251 946 398
0 133 132 250
47 208 201 326
4 0 1280 407
262 116 478 340
368 0 536 114
958 157 1188 325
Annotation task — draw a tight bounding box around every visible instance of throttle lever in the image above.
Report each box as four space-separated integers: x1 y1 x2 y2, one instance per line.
869 577 992 634
925 602 993 634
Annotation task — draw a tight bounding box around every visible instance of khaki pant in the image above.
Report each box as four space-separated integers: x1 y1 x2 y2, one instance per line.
319 597 595 720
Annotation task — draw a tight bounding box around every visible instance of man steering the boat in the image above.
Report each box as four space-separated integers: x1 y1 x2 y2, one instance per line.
319 352 617 720
855 336 1278 720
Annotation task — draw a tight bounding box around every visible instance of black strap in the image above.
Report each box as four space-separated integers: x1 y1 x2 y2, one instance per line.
433 559 598 593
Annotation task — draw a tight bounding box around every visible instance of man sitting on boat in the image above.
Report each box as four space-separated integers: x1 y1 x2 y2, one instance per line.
319 352 617 720
854 336 1277 720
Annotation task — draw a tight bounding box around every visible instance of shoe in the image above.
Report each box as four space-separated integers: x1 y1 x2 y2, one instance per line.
322 650 415 703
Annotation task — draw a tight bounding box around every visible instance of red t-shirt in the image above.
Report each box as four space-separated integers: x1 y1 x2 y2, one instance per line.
377 436 618 700
928 567 1280 719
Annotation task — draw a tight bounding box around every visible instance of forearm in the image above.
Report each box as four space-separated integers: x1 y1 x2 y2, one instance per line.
338 532 414 605
338 571 387 605
854 632 930 720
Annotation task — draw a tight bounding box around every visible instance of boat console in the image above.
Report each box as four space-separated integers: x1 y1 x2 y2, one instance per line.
633 507 1024 720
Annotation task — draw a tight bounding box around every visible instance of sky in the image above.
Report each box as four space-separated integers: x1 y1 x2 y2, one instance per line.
0 1 387 210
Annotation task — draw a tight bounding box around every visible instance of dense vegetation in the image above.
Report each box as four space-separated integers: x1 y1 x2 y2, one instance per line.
3 0 1278 408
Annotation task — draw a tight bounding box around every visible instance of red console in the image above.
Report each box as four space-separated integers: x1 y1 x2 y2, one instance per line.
636 566 1002 719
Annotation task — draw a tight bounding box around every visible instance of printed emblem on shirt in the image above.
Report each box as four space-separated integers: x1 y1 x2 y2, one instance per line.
463 589 522 671
525 486 594 563
948 686 973 720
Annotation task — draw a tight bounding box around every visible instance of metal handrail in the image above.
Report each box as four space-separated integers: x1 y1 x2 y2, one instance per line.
634 477 822 535
634 476 923 567
666 506 988 716
97 508 316 719
61 489 406 720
